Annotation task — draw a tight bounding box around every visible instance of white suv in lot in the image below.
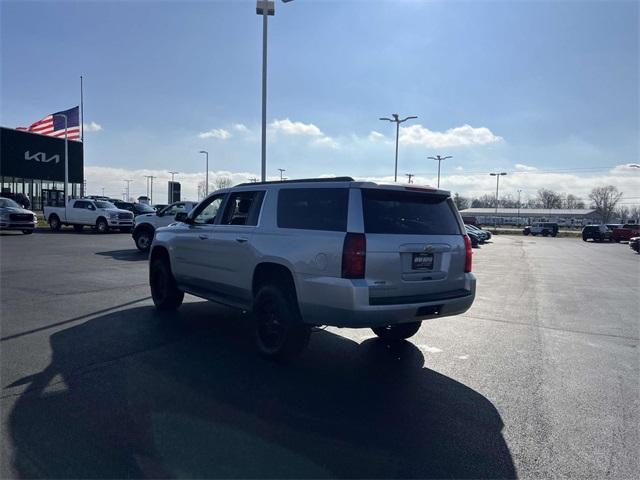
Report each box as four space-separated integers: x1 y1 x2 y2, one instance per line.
149 178 475 360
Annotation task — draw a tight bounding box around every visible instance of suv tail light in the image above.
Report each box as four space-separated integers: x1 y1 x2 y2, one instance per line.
464 234 473 273
342 233 366 279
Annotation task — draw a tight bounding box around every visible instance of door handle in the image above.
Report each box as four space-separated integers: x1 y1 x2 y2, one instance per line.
235 236 249 243
198 234 209 240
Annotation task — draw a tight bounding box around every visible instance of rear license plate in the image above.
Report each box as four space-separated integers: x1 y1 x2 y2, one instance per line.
412 252 434 270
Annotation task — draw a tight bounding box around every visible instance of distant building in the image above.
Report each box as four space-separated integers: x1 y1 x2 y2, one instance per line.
460 208 599 227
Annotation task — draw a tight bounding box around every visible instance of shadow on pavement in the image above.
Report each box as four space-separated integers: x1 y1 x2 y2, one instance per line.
7 302 515 478
95 249 148 261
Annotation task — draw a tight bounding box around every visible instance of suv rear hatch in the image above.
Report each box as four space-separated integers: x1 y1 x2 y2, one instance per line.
360 187 470 305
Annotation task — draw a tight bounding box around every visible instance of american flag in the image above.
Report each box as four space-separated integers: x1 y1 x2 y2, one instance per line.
17 106 81 141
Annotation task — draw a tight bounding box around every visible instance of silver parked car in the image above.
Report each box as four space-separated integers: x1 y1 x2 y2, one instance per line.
149 177 476 361
0 197 37 234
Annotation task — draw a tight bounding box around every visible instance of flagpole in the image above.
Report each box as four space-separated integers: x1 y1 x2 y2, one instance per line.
80 75 84 197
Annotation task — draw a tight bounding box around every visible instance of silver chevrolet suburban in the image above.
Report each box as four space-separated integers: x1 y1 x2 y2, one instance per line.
149 177 476 361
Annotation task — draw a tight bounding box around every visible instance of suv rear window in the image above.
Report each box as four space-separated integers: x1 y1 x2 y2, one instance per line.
362 189 460 235
277 188 348 231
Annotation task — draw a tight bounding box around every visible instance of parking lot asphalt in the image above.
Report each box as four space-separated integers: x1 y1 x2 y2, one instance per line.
1 230 638 479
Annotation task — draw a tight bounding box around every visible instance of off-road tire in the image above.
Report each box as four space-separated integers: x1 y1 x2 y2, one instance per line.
372 321 422 342
253 284 311 362
150 258 184 311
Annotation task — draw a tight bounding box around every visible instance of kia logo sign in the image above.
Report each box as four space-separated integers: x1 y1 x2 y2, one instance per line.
24 151 60 164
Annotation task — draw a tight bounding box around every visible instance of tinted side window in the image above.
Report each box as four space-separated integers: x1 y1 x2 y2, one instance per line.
277 188 348 232
362 189 460 235
73 201 87 209
220 191 265 226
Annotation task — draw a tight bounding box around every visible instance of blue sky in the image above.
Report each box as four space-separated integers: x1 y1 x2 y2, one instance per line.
2 0 638 202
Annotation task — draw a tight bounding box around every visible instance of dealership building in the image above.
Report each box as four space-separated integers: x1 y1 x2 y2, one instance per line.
459 207 599 227
0 127 84 210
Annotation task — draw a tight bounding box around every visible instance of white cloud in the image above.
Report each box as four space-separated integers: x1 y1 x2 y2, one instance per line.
198 128 231 140
312 136 339 149
368 131 386 141
82 164 640 208
83 121 102 132
515 163 538 171
270 118 338 148
399 124 503 148
233 123 249 133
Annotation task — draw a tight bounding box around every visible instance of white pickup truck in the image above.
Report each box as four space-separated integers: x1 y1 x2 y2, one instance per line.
44 199 134 233
132 200 198 251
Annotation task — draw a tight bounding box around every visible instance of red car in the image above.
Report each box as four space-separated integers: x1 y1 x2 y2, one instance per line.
612 224 640 242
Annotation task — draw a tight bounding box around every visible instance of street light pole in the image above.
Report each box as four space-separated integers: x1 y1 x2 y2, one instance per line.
490 172 507 226
199 150 209 196
53 114 68 208
379 113 418 182
406 173 414 184
123 179 132 201
427 155 452 188
257 0 295 182
168 171 178 203
517 189 522 226
278 168 286 180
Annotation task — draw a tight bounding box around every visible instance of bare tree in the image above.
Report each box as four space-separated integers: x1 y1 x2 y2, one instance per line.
563 194 585 209
536 189 563 209
215 176 232 189
471 194 496 208
589 185 623 223
453 193 469 210
629 206 640 223
499 193 518 208
615 205 630 222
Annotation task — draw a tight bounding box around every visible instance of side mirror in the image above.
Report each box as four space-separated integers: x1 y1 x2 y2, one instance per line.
174 211 189 223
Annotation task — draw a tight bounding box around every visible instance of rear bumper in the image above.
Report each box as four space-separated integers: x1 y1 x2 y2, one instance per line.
297 273 476 328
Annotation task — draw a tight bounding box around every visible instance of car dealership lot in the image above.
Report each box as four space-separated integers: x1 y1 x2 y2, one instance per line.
0 232 638 478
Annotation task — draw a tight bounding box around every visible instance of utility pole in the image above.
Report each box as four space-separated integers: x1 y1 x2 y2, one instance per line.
489 172 507 227
379 113 418 182
427 155 452 188
278 168 286 180
144 175 156 204
517 189 522 226
123 179 133 202
168 171 178 203
406 173 414 184
199 151 209 196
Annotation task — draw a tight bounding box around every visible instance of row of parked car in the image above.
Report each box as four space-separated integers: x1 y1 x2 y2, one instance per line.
463 224 492 247
581 223 640 243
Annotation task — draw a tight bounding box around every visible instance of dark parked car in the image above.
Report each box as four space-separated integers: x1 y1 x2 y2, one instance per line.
465 226 481 247
629 236 639 253
111 200 156 216
582 225 613 242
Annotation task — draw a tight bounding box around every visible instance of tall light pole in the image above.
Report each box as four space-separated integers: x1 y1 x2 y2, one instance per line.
490 172 507 226
53 113 68 207
406 173 414 184
257 0 295 182
124 179 132 202
277 168 286 180
427 155 452 188
169 171 178 203
379 113 418 182
144 175 156 204
199 150 209 196
517 189 522 226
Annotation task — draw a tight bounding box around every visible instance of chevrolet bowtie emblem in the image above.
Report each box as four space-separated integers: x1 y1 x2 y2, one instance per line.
423 245 434 253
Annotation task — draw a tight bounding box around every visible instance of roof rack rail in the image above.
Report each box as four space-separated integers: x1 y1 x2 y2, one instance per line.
236 176 355 187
